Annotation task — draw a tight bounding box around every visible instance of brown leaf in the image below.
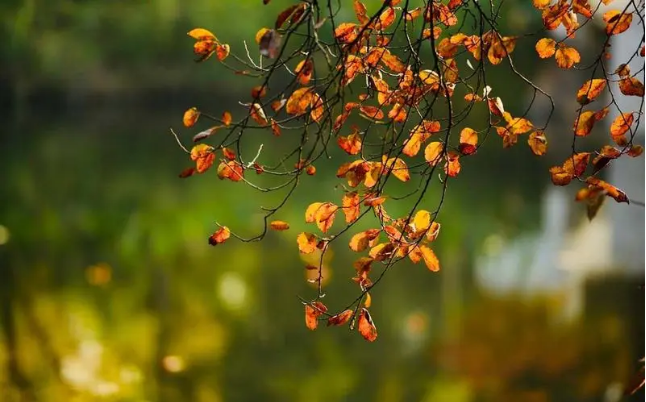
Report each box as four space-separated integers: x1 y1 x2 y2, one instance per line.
269 220 290 231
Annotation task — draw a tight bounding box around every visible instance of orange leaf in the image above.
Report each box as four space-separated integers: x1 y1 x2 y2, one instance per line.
576 79 607 105
297 232 318 254
270 119 281 136
342 191 361 224
359 105 385 120
327 310 353 326
574 108 608 136
610 113 634 145
251 85 267 99
338 132 362 155
619 77 645 97
305 202 325 223
380 50 406 73
208 226 230 246
564 152 590 177
353 0 369 25
310 93 325 123
382 157 410 182
420 245 440 272
269 220 290 231
357 308 378 342
388 103 407 123
286 87 313 115
255 28 271 44
603 10 633 35
295 59 314 86
586 177 629 203
459 127 478 155
402 132 429 157
190 144 215 173
444 151 461 177
187 28 217 41
222 147 236 161
426 221 441 242
555 46 580 69
216 161 244 182
215 44 230 61
536 38 556 59
533 0 550 9
378 7 396 30
305 301 327 330
334 23 359 43
424 142 444 166
315 203 338 233
528 131 548 156
349 231 370 252
183 107 200 127
410 210 431 238
549 166 573 186
363 292 372 308
222 111 232 126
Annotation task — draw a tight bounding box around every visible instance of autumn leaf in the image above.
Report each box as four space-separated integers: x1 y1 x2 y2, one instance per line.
359 105 385 120
603 10 633 35
183 107 200 127
586 177 629 203
269 221 290 231
353 0 369 25
338 132 362 155
222 111 232 126
334 23 359 43
576 79 606 105
382 157 410 182
610 112 634 145
295 59 314 86
444 151 461 177
555 45 580 68
528 131 548 156
574 108 608 136
190 144 215 173
297 232 318 254
327 310 353 326
217 161 244 182
427 221 441 242
215 44 230 61
342 192 361 224
305 301 327 330
420 245 440 272
357 308 378 342
402 131 430 157
314 202 338 233
619 77 645 97
187 28 217 41
208 226 230 246
425 142 444 166
178 167 196 178
286 87 313 115
458 127 478 155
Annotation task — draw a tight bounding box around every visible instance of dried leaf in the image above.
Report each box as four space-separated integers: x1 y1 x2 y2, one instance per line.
357 308 378 342
420 245 440 272
327 310 353 326
183 107 200 127
458 127 478 155
555 45 580 69
208 226 230 246
270 220 290 231
576 79 607 105
342 191 361 224
297 232 318 254
528 131 548 156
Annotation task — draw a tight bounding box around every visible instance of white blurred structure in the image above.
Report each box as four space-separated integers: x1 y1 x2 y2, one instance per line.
475 2 644 318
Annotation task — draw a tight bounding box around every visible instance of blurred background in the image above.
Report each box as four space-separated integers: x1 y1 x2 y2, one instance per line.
0 0 644 401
